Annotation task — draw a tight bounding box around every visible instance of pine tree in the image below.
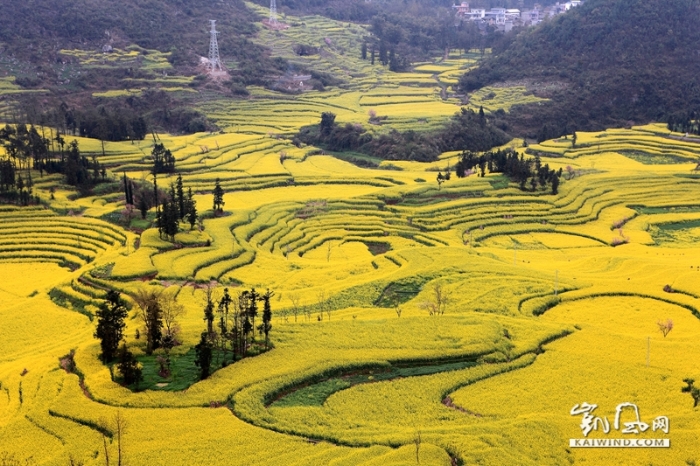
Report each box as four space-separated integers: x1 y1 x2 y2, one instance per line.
187 187 197 230
138 195 148 220
123 172 130 205
261 289 274 349
194 332 213 380
551 173 560 195
145 299 163 355
94 291 128 362
212 178 225 213
379 41 387 66
117 343 143 387
176 173 185 220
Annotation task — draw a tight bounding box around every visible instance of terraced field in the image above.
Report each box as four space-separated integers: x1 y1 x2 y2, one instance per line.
0 117 698 465
1 5 700 465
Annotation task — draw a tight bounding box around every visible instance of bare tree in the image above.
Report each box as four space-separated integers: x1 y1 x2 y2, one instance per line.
98 411 127 466
114 411 127 466
433 283 451 315
419 283 452 316
133 288 164 355
657 318 674 337
414 430 421 465
419 300 439 316
160 287 185 341
288 292 301 322
316 290 327 321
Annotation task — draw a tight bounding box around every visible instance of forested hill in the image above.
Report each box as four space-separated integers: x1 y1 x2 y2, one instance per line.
459 0 700 137
1 0 258 66
0 0 287 92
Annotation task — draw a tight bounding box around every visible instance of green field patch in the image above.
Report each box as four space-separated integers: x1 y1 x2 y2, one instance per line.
649 219 700 246
120 344 271 392
375 276 430 307
362 241 391 255
271 359 478 408
618 149 695 164
630 204 700 215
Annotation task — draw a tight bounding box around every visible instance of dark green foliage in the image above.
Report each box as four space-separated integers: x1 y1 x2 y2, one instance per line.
297 108 510 162
667 111 700 135
175 173 185 220
455 148 561 194
77 107 148 142
682 378 700 407
261 289 273 349
143 298 163 356
94 290 128 362
459 0 700 135
123 172 134 205
150 143 175 175
186 187 198 229
116 343 143 387
212 178 225 213
194 332 213 380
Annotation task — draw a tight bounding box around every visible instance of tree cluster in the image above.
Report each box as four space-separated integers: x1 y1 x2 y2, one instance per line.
455 148 562 194
667 111 700 135
196 287 274 380
0 124 109 201
297 108 510 162
150 143 176 175
155 174 198 241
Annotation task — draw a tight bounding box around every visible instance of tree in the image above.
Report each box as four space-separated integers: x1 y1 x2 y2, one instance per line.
212 178 225 213
175 173 185 220
551 173 560 195
288 292 301 323
186 187 198 230
194 331 213 380
260 289 273 348
572 130 578 148
217 287 233 366
361 42 367 60
151 143 175 174
116 343 143 387
436 172 445 190
682 378 700 407
420 283 451 316
378 41 387 65
657 318 673 338
133 289 163 355
138 194 149 220
160 288 185 342
320 112 336 136
94 290 128 362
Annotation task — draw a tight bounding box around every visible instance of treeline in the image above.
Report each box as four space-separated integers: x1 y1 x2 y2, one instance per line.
455 148 562 194
0 124 109 202
667 111 700 135
458 0 700 137
296 108 510 162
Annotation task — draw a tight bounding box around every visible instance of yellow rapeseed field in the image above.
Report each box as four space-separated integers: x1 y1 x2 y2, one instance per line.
1 9 700 464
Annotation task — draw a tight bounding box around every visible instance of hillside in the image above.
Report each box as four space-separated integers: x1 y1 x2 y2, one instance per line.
459 0 700 137
0 0 291 132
